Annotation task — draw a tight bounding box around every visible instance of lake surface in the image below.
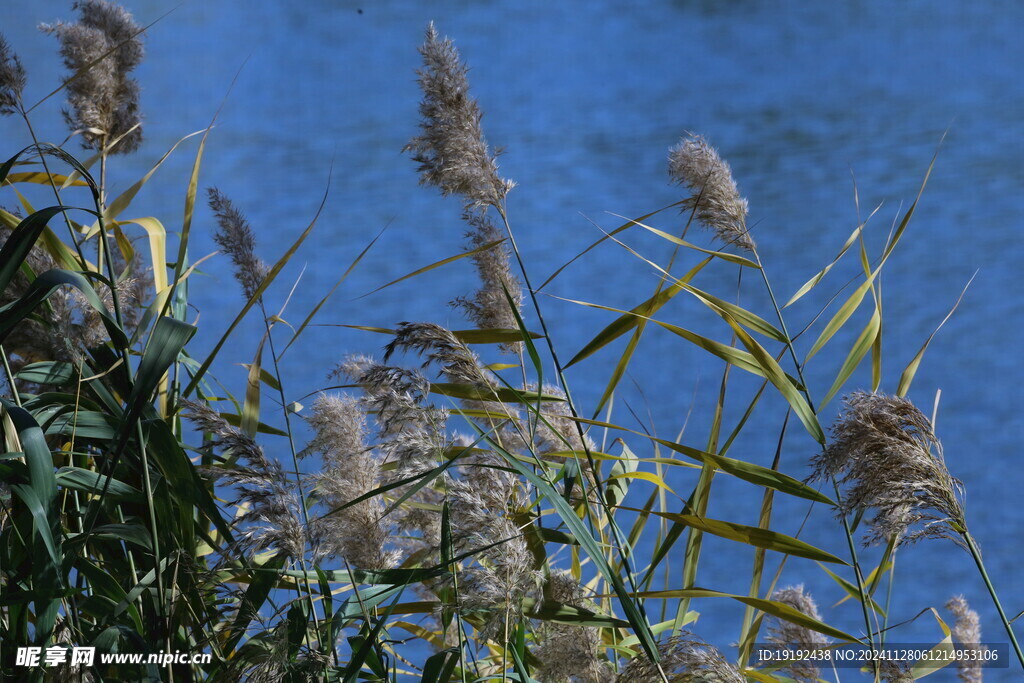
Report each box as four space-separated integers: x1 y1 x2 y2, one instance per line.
3 1 1022 678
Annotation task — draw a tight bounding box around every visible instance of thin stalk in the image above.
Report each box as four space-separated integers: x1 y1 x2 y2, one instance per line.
881 545 896 648
260 311 323 654
589 202 700 419
99 147 108 206
63 364 89 639
833 481 879 650
0 346 22 408
496 204 621 549
448 553 471 683
16 104 89 265
737 409 790 667
501 591 510 682
136 420 170 650
753 249 880 671
674 267 742 634
93 140 130 335
964 532 1024 669
615 208 697 627
98 150 108 274
495 202 664 679
114 504 143 613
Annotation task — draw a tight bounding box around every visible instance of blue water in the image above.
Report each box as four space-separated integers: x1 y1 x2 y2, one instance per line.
3 1 1022 679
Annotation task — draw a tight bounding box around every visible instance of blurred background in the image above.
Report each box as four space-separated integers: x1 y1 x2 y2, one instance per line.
3 0 1022 670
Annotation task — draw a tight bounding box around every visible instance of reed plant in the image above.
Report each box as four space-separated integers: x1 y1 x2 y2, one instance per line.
0 4 1016 681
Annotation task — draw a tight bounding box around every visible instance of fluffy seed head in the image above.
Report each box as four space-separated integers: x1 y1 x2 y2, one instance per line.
207 188 268 300
532 383 590 455
385 321 494 388
880 661 915 682
182 399 307 559
335 357 433 434
0 226 76 372
447 472 540 637
812 391 966 547
534 572 613 682
181 399 264 465
305 394 399 570
334 357 449 549
384 322 523 427
405 23 511 209
231 627 330 683
334 353 375 385
41 0 144 153
0 224 149 382
616 633 744 682
0 35 27 116
767 585 829 682
304 393 367 466
668 133 752 250
947 595 984 683
451 211 523 354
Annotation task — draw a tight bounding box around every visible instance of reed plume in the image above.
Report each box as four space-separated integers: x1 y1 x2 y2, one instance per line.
668 133 752 250
304 393 398 571
812 391 966 547
616 633 744 682
335 356 432 434
0 35 26 116
371 324 543 633
405 23 510 210
351 327 547 635
208 188 269 300
80 241 149 344
385 321 493 387
0 223 148 382
447 467 539 638
767 585 829 682
334 357 449 549
406 23 523 353
0 224 76 373
335 357 450 471
880 661 914 682
948 595 984 683
182 399 306 559
452 211 523 353
41 0 144 154
532 383 593 455
533 571 613 683
229 627 329 683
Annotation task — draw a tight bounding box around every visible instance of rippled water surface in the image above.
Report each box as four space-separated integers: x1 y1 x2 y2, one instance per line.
4 1 1023 675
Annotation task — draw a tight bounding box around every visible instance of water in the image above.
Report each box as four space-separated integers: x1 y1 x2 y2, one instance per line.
3 1 1022 678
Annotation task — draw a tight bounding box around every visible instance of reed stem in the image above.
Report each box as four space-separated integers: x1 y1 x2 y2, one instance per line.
964 531 1024 670
754 249 880 675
